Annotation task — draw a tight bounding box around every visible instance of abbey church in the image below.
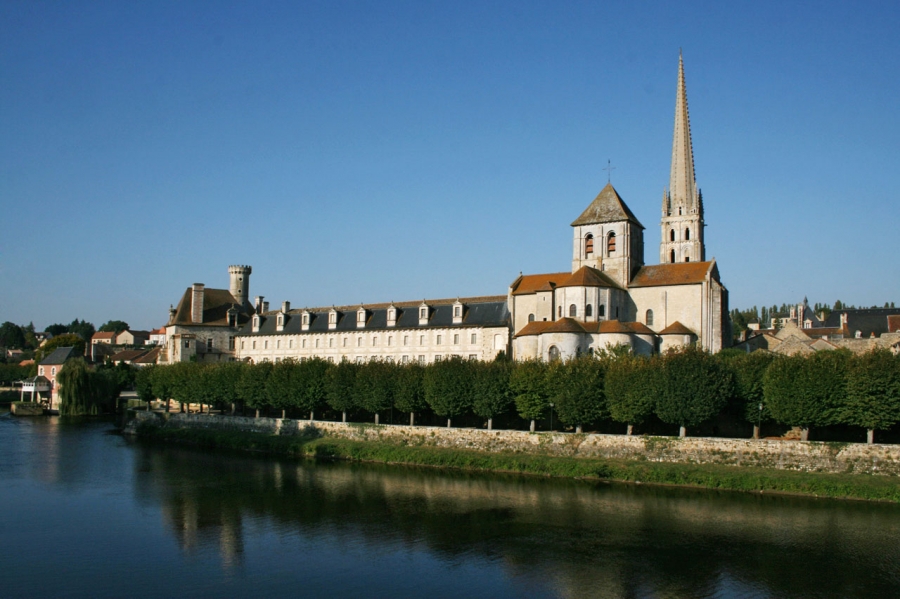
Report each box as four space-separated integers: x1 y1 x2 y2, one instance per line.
160 55 729 365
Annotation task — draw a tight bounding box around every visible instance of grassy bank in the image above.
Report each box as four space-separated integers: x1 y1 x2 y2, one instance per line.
135 424 900 503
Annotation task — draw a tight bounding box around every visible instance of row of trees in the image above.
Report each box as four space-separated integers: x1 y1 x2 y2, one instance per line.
136 346 900 444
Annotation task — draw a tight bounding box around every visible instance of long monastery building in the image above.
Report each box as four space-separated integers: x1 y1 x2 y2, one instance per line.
161 54 729 365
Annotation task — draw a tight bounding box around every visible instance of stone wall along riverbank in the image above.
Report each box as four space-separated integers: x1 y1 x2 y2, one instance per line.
126 411 900 476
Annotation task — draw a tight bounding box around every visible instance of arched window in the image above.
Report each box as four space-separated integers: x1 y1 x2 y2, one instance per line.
670 249 675 263
548 346 560 362
558 306 562 318
670 229 675 242
646 309 654 326
684 251 690 263
599 305 605 317
685 228 690 240
607 232 616 255
585 234 594 255
528 313 535 323
678 207 683 215
569 304 577 317
585 304 592 317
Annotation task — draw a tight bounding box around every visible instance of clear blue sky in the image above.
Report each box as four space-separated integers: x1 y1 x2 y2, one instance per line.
2 1 898 331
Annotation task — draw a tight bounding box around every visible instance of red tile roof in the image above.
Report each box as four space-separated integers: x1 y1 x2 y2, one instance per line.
515 318 658 337
92 331 116 341
510 272 571 296
658 321 695 335
629 261 717 288
557 266 622 290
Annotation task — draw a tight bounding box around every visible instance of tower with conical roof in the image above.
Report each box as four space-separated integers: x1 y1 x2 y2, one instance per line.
660 52 705 264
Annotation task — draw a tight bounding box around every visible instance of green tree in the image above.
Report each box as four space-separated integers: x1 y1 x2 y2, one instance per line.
98 320 130 334
66 319 96 341
208 361 244 415
353 360 396 424
266 360 296 418
844 349 900 444
236 362 272 417
424 357 474 427
57 358 93 415
510 359 550 432
764 350 850 441
605 354 661 435
295 358 330 420
34 333 86 363
45 323 69 337
135 365 156 411
471 360 511 430
655 346 734 437
721 351 776 439
547 355 608 433
0 322 26 349
326 360 358 422
394 363 427 426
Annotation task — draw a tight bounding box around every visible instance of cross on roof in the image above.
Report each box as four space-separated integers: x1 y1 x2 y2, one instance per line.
603 159 616 183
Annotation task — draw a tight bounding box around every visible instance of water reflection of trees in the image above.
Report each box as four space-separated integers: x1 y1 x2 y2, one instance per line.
133 444 900 598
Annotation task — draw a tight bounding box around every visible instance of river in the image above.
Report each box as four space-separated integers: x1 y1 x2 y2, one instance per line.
1 414 898 598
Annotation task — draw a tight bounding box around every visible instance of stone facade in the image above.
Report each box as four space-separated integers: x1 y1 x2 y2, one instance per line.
235 298 511 365
128 411 900 476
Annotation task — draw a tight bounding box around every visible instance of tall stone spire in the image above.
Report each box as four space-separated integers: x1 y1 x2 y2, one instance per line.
660 52 705 264
669 51 697 211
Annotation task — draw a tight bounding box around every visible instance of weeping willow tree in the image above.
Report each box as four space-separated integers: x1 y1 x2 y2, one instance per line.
58 359 94 415
58 358 119 415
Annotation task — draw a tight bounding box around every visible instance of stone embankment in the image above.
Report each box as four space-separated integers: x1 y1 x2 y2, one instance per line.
125 411 900 476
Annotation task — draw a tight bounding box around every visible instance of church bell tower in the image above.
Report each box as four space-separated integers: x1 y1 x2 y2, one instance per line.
660 52 705 264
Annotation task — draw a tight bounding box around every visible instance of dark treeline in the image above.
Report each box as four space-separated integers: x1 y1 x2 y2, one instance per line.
137 346 900 444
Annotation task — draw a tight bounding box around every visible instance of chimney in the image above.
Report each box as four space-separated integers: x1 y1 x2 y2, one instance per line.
191 284 205 323
263 301 269 313
255 296 264 314
840 313 849 326
282 301 290 313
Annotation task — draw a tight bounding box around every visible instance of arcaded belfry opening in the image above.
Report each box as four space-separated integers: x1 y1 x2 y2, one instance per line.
229 265 252 305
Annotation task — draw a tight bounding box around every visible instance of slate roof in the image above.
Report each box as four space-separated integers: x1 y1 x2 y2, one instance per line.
169 287 254 327
629 261 717 288
40 346 78 365
571 183 644 228
238 297 510 337
509 272 571 296
823 308 900 338
557 266 622 290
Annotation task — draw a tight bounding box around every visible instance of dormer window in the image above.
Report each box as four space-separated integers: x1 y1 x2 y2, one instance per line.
301 311 311 331
585 234 594 256
252 315 261 332
276 313 285 332
328 309 338 330
387 305 397 327
452 300 464 324
418 303 430 325
227 307 238 328
356 306 367 328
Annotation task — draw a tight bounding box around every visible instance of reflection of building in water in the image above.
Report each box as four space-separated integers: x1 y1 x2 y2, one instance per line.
160 492 244 569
